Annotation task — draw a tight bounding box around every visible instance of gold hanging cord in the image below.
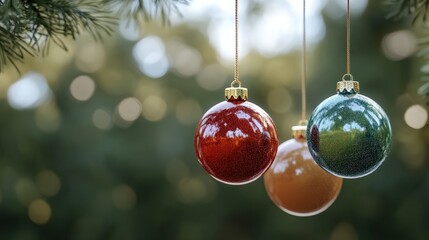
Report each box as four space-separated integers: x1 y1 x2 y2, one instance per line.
301 0 307 121
337 0 359 94
234 0 240 86
225 0 248 100
347 0 351 75
343 0 353 81
292 0 308 139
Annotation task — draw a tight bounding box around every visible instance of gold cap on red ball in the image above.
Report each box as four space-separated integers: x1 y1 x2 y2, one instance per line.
337 74 360 94
225 80 248 101
292 120 308 140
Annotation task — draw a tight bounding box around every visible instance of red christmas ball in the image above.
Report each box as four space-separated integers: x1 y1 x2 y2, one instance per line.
264 134 343 216
195 99 278 185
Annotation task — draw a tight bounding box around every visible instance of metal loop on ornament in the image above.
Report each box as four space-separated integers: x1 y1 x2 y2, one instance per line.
231 80 242 88
292 120 308 140
298 119 308 126
342 73 354 81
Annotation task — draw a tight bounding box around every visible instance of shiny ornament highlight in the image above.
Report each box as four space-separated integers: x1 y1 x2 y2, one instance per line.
195 99 278 185
264 125 343 217
307 81 392 179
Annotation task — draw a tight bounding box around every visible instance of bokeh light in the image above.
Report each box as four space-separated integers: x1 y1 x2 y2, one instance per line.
28 199 52 225
117 97 142 122
382 30 416 61
404 104 428 129
169 41 203 77
141 95 167 122
249 1 326 57
93 109 113 130
75 43 106 73
133 36 170 78
70 75 96 101
36 170 61 197
7 72 51 110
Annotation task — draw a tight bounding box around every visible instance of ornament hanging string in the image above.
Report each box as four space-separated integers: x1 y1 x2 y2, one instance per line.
301 0 307 121
344 0 353 81
233 0 240 87
225 0 248 101
347 0 350 75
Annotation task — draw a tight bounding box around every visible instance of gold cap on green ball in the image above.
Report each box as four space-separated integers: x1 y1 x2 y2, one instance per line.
225 80 248 101
337 74 360 94
292 120 308 140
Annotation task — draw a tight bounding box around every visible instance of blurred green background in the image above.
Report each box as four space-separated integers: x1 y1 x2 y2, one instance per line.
0 0 428 239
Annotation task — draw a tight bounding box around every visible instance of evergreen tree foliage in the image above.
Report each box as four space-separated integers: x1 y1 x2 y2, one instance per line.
0 0 190 72
386 0 429 100
386 0 429 22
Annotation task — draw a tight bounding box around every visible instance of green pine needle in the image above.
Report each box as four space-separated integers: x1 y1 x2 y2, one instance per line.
386 0 429 99
0 0 189 72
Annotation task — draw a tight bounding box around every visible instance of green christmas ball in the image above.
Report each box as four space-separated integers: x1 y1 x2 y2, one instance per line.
307 89 392 179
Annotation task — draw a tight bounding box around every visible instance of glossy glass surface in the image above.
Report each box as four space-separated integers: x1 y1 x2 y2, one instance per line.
307 93 392 178
264 138 342 217
195 100 278 185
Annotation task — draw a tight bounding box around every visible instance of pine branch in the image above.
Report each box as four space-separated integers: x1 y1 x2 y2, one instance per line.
0 0 114 72
386 0 429 23
386 0 429 101
0 0 190 73
106 0 190 24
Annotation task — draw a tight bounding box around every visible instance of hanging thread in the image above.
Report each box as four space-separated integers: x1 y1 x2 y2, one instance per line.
225 0 248 100
342 0 353 81
301 0 307 121
346 0 351 76
233 0 240 87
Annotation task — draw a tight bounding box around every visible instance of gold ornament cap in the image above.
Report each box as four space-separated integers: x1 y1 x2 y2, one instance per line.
337 74 360 94
225 81 248 101
292 120 308 140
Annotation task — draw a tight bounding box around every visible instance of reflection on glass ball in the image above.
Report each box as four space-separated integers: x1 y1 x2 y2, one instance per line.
307 93 392 179
264 137 342 217
195 100 278 185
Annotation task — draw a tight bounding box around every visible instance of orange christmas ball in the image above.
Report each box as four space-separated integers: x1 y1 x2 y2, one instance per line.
264 125 343 216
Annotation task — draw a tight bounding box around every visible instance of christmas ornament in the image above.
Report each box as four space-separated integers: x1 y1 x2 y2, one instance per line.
264 122 343 216
264 1 342 217
307 0 392 179
194 0 278 185
195 90 278 185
